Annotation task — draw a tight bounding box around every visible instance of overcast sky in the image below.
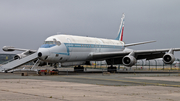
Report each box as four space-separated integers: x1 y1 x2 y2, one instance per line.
0 0 180 57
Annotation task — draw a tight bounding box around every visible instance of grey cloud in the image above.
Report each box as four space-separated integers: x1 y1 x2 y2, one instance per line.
0 0 180 57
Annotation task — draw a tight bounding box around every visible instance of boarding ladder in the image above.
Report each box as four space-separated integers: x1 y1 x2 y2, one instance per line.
0 53 38 72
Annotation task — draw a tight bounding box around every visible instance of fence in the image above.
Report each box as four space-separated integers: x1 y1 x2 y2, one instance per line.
84 59 180 71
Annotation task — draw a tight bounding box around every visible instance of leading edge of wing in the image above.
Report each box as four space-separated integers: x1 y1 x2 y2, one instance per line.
90 48 180 60
124 40 156 47
2 46 37 53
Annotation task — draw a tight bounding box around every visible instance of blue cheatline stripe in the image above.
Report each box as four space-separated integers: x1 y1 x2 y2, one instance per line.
55 43 124 56
39 43 124 56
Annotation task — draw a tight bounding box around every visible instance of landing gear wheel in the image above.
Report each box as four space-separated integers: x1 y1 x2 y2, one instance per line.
107 67 117 73
74 65 84 72
4 70 8 73
52 69 59 72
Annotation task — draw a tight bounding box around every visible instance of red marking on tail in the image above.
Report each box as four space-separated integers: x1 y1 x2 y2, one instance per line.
120 27 124 41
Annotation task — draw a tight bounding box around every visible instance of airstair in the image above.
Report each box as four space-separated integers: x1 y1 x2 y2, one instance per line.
0 53 38 72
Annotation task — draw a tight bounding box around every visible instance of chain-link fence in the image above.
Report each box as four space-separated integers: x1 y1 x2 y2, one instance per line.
83 59 180 71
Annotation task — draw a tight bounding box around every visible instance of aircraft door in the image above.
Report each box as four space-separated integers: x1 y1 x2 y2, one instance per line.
99 44 101 52
95 43 98 52
67 38 73 52
97 39 103 52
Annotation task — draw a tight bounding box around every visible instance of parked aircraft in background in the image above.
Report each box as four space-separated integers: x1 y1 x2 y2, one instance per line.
2 13 180 72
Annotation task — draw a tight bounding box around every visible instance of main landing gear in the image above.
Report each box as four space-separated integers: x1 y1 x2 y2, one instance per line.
74 65 84 72
107 65 117 73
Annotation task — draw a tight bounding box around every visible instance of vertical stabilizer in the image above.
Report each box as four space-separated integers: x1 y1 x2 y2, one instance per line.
115 13 125 41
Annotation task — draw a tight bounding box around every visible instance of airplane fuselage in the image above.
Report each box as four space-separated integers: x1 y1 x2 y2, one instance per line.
37 34 125 63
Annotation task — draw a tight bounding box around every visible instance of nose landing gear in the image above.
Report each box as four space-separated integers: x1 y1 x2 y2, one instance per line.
52 63 59 72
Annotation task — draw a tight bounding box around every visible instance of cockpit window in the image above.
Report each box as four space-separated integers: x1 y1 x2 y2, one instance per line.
44 40 61 46
44 41 54 45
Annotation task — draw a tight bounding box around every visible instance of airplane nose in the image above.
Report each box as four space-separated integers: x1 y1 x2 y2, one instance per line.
37 48 50 60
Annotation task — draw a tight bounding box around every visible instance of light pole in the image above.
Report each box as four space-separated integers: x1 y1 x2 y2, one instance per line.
148 60 150 70
95 61 96 69
163 61 165 70
154 60 157 70
179 60 180 71
176 59 180 71
118 64 120 70
141 60 144 70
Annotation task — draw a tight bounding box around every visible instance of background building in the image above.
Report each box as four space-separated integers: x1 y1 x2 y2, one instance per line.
0 54 15 64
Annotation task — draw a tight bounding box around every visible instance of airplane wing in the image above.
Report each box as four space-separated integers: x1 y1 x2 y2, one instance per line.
124 40 156 47
89 48 180 65
90 40 157 60
2 46 37 53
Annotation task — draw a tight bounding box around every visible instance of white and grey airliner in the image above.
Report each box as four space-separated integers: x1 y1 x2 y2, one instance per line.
2 13 180 72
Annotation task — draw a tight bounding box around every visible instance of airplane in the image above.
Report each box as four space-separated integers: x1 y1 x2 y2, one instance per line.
2 13 180 72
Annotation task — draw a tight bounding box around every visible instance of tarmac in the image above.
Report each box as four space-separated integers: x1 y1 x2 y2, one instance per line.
0 68 180 101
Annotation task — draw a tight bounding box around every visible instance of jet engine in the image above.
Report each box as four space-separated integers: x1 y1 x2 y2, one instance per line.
122 55 137 67
2 46 15 51
163 53 175 64
13 50 34 60
14 54 27 60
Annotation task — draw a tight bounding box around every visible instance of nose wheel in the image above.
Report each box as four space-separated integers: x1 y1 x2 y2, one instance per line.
52 63 59 71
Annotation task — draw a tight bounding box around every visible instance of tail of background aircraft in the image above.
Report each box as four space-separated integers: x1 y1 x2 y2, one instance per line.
115 13 125 41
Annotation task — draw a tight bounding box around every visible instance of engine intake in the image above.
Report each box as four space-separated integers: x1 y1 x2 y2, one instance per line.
2 46 15 51
163 53 175 64
122 56 137 67
14 54 27 60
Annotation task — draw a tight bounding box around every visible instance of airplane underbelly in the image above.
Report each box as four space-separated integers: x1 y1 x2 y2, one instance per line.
68 52 89 61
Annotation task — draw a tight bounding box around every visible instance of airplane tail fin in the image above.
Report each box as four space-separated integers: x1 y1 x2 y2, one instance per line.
115 13 125 41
